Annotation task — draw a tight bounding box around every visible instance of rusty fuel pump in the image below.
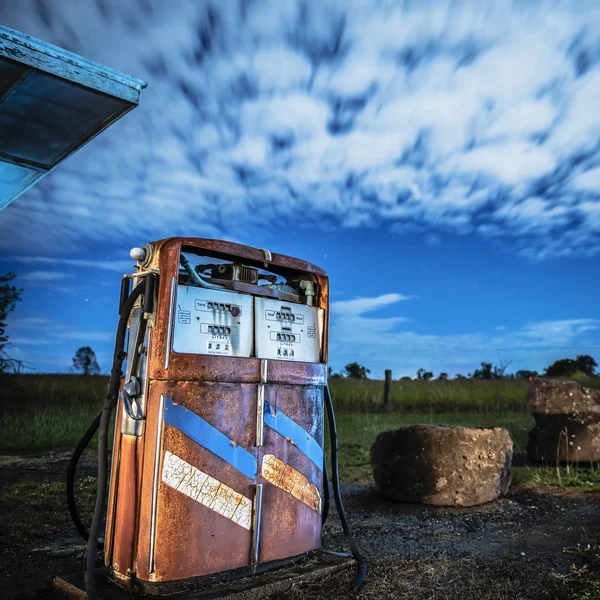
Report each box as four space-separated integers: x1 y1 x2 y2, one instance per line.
67 237 366 598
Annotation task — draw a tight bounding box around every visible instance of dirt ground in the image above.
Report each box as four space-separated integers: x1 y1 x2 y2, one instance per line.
1 450 599 600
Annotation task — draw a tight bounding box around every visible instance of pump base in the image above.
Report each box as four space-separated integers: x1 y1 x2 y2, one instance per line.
53 551 352 599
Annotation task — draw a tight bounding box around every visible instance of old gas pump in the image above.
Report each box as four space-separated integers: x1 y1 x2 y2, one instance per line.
68 237 365 598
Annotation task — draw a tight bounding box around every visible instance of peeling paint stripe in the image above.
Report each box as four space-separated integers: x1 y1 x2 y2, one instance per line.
164 396 257 480
162 451 252 530
263 401 323 470
261 454 321 513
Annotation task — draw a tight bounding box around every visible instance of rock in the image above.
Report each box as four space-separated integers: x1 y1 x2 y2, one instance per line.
370 424 513 507
527 379 600 463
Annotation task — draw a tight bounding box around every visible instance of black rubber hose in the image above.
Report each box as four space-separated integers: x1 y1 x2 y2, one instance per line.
85 281 145 600
322 454 330 526
118 277 131 316
67 277 151 547
66 411 102 548
324 384 367 589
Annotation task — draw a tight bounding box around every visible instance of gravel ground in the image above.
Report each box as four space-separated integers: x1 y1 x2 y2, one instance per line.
1 450 599 600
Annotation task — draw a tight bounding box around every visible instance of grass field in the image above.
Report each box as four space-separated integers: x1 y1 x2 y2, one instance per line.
0 374 536 452
1 373 599 488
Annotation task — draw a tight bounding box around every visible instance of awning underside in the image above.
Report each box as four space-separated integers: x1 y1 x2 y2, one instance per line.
0 25 144 211
0 55 134 209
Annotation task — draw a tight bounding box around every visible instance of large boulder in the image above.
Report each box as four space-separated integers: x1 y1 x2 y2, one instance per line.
370 424 513 507
527 379 600 463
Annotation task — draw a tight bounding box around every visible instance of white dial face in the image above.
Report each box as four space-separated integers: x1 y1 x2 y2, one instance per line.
172 286 254 357
254 297 323 363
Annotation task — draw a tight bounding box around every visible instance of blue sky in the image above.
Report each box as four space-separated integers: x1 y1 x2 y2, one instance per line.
0 0 599 378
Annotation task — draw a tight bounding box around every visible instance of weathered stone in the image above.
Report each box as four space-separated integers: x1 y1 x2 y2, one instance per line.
527 379 600 463
370 424 513 507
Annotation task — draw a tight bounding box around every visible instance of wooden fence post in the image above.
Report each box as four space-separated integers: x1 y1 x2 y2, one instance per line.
384 369 392 412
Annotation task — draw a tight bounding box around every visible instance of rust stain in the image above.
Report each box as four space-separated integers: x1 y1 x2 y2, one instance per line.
261 454 321 514
162 451 252 530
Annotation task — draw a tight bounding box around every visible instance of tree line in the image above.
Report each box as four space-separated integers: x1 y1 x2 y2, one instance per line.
331 356 598 381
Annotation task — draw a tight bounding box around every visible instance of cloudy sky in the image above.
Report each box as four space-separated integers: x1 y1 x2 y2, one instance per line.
1 0 599 377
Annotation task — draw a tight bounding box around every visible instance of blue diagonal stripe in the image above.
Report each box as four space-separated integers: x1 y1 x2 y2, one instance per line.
263 401 323 470
163 396 257 480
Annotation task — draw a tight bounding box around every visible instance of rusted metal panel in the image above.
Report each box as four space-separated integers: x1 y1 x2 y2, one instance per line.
261 454 321 512
150 238 328 277
152 417 255 580
266 362 327 387
131 380 163 583
104 399 124 565
130 381 257 582
257 384 324 563
109 434 140 576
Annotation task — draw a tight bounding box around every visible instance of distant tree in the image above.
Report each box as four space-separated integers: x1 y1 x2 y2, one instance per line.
545 355 597 378
416 368 433 381
454 373 467 380
574 355 597 376
472 362 493 380
545 358 575 377
437 372 449 381
516 370 538 379
494 359 512 379
472 360 512 380
400 376 412 381
328 366 342 379
72 346 101 375
0 272 23 374
343 362 370 379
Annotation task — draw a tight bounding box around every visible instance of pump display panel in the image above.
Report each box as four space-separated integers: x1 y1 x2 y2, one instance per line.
172 285 253 357
254 297 323 363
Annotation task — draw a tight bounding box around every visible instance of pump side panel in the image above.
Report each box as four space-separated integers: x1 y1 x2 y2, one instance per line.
258 384 324 562
149 381 257 582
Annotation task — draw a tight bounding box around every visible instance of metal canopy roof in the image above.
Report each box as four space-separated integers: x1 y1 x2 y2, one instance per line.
0 24 146 211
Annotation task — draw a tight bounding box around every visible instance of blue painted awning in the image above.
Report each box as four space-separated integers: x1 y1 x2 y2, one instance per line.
0 25 146 211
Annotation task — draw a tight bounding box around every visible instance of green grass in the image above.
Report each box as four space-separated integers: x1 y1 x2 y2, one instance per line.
563 535 600 600
0 374 109 452
328 377 531 413
0 374 538 453
331 411 534 482
0 373 597 483
513 465 600 491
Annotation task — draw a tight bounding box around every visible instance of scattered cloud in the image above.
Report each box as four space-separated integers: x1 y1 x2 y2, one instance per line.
19 271 73 283
328 292 600 377
330 293 411 316
0 1 599 258
5 256 135 273
517 319 600 347
8 316 113 343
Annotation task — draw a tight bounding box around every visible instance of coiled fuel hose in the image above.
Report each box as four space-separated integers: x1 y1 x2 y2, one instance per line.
67 276 151 548
324 384 368 589
77 280 147 600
